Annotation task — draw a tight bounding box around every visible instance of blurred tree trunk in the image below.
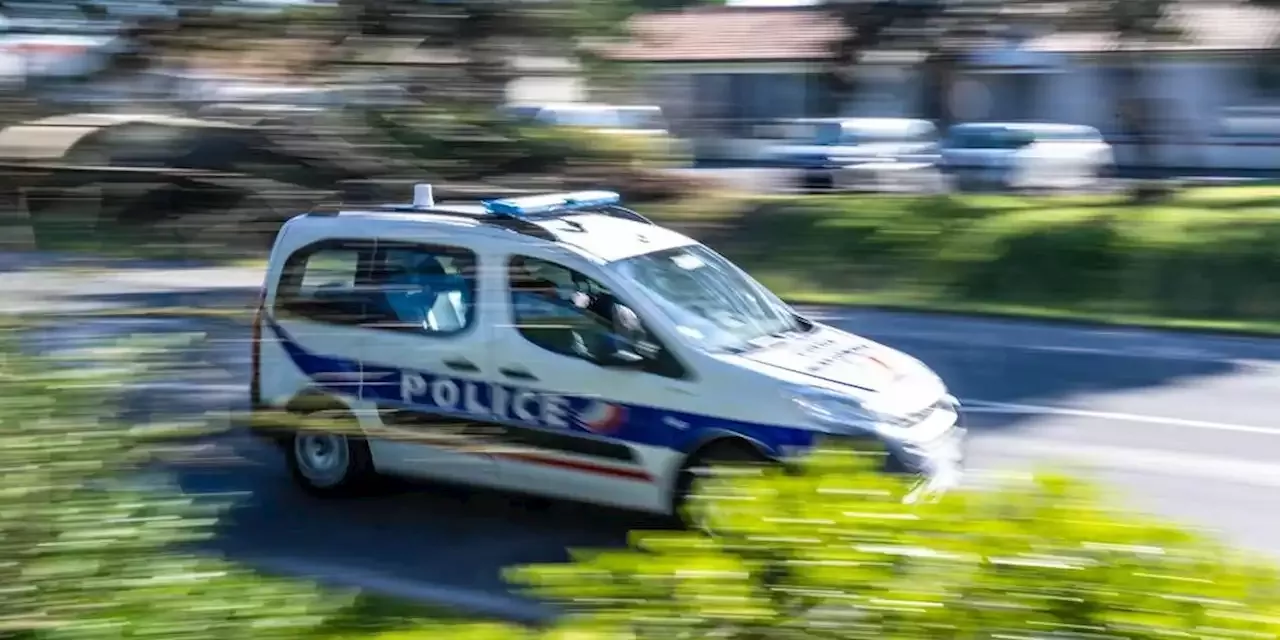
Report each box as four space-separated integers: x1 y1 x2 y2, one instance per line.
921 50 956 126
828 0 1002 122
1045 0 1178 201
825 0 899 116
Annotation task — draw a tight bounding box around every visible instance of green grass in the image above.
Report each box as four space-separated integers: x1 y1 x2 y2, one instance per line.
17 185 1280 336
651 186 1280 337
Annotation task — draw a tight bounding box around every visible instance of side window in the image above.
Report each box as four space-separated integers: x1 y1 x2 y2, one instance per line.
508 255 611 359
506 255 685 378
274 240 478 334
301 250 360 289
274 241 375 326
364 242 478 336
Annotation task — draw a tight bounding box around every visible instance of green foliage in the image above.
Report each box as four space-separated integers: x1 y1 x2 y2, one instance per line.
508 446 1280 639
649 188 1280 328
0 334 354 639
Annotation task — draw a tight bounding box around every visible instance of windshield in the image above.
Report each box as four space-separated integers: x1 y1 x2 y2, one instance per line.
549 108 624 129
946 127 1036 150
608 245 805 352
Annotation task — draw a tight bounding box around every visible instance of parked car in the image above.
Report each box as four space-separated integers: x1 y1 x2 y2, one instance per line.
762 118 940 192
940 122 1114 192
501 102 690 166
501 102 664 134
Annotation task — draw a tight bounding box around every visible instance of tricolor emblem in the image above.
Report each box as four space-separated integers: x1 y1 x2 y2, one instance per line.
576 400 628 434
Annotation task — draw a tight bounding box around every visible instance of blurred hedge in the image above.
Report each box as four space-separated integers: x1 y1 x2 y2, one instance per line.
0 333 467 639
316 444 1280 640
654 187 1280 329
498 447 1280 640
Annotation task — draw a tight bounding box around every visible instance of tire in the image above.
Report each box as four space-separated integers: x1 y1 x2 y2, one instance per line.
671 439 772 530
284 408 377 497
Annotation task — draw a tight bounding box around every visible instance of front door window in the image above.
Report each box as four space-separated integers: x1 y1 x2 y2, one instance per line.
506 255 684 379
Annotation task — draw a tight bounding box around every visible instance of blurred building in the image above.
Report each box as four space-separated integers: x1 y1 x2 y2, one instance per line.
603 2 1280 175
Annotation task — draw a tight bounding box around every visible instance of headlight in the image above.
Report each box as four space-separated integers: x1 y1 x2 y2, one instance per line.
791 386 886 435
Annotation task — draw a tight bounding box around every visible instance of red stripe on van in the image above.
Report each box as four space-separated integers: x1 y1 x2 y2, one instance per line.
494 451 654 482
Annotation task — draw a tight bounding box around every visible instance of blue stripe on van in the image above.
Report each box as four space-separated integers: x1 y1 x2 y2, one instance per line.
263 318 818 457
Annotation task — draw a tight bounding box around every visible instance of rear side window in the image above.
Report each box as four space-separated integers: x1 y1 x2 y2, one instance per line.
273 239 479 335
299 250 360 290
274 240 377 326
365 241 478 336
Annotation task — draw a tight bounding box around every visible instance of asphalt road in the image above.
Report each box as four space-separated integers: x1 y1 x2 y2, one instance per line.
6 259 1280 621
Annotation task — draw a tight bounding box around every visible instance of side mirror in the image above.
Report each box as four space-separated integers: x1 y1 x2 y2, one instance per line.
591 302 655 369
600 348 646 370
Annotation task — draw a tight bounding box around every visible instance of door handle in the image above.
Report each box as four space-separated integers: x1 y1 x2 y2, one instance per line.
443 358 480 373
499 367 538 381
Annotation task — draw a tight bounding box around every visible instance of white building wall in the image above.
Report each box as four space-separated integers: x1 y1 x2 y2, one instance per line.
1069 56 1279 172
631 54 1280 171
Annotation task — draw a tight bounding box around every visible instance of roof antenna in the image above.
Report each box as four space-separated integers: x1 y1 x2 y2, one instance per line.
413 183 434 208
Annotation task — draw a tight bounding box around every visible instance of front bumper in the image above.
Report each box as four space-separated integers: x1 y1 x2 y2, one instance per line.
815 401 968 499
900 423 967 502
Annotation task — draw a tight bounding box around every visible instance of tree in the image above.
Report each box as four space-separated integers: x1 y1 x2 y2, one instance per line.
824 0 1007 124
333 0 621 109
1031 0 1181 200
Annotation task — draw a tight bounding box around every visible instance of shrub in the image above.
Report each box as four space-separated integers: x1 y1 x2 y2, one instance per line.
941 208 1125 304
650 189 1280 325
0 333 354 639
507 447 1280 640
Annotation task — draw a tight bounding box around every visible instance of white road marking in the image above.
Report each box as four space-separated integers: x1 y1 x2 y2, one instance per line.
962 399 1280 436
974 440 1280 488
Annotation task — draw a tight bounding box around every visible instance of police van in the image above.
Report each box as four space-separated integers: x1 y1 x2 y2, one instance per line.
250 185 966 521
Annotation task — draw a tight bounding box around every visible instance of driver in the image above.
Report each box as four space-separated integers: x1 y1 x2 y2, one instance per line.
509 259 626 360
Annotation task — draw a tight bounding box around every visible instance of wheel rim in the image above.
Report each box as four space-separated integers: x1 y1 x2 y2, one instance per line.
293 432 350 487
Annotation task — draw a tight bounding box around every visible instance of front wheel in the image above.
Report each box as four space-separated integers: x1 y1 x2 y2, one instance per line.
672 440 773 531
285 411 377 497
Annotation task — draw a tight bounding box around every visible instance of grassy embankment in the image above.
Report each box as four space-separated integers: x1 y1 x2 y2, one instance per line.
20 182 1280 335
650 185 1280 335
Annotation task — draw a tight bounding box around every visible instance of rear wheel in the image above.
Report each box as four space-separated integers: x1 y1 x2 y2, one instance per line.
672 439 773 530
285 409 377 497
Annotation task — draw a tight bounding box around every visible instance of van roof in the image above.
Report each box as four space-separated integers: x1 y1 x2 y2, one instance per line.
298 190 698 264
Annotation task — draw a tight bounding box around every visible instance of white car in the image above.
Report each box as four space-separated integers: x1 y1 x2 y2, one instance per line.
940 122 1114 192
763 118 941 191
503 102 670 136
502 102 690 166
249 186 966 522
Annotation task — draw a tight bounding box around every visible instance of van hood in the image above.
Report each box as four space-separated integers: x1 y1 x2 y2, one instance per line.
732 325 946 413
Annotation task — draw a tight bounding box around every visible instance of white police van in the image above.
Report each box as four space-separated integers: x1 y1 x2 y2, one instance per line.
250 185 966 520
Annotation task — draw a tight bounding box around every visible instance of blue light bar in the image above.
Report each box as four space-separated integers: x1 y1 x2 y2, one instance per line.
483 190 621 218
